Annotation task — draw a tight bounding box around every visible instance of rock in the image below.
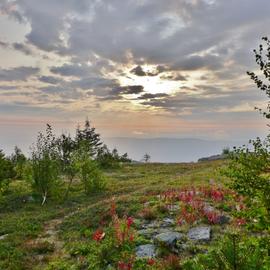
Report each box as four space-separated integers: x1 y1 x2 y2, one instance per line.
188 226 211 241
218 215 230 225
154 231 183 247
141 221 160 229
136 244 156 258
0 234 8 241
161 218 174 227
167 204 180 212
203 205 215 213
138 229 155 237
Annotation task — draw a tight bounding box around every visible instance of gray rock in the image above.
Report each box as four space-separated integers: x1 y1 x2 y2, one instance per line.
0 234 9 241
167 204 180 212
136 244 156 258
218 215 230 225
154 231 183 246
161 218 175 227
138 229 155 237
203 205 215 213
141 221 160 229
188 226 211 241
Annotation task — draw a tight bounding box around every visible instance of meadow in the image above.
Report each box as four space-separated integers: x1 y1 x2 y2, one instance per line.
1 160 268 270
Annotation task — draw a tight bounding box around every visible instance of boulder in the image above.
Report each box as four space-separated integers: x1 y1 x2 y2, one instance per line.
154 231 183 247
136 244 156 258
188 226 211 241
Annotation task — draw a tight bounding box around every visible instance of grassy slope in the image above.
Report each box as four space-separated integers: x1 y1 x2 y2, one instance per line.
0 160 227 270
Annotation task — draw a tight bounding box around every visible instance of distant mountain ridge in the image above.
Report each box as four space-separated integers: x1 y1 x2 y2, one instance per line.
104 137 245 163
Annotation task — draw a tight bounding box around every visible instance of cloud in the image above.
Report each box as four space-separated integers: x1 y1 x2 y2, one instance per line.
38 76 63 85
160 73 187 81
112 85 144 95
12 42 32 55
130 65 158 76
0 66 39 81
171 55 222 71
71 77 118 90
0 40 8 48
137 93 169 99
50 64 90 77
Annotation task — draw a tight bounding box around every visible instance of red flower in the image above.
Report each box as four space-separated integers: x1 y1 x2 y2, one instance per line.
118 261 133 270
147 258 155 265
92 229 105 242
204 211 220 224
234 218 246 226
127 217 134 228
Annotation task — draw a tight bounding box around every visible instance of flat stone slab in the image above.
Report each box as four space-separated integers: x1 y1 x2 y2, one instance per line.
154 231 183 246
136 244 156 258
188 226 211 241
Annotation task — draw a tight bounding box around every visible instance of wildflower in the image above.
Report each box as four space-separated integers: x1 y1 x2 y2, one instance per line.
127 217 134 228
204 211 220 224
147 258 155 265
92 229 105 242
234 218 246 226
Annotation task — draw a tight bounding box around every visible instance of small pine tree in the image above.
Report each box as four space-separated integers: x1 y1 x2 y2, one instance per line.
11 146 26 179
75 119 103 157
0 149 15 194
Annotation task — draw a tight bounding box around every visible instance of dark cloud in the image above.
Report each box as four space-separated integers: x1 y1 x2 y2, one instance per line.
112 85 144 95
38 76 62 85
71 77 118 90
130 65 157 76
130 65 147 76
172 55 222 71
161 74 187 81
0 66 39 81
0 40 8 48
137 93 169 100
0 86 17 90
39 85 83 99
12 43 32 55
50 64 90 77
101 84 145 101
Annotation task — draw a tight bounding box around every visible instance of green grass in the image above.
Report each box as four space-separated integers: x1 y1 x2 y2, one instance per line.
0 161 228 270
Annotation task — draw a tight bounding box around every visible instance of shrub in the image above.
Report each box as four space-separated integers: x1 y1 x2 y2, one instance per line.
182 234 270 270
72 144 106 194
222 136 270 222
0 149 15 194
30 124 61 205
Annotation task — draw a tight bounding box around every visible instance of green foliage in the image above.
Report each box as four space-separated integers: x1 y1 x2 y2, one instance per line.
247 37 270 119
182 234 270 270
75 119 103 157
0 149 15 194
72 144 106 194
96 145 131 169
222 136 270 222
30 124 61 205
10 146 27 179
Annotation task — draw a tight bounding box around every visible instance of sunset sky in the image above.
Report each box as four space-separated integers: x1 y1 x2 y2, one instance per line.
0 0 269 154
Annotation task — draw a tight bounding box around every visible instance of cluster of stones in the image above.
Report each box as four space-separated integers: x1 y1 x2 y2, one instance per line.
135 200 230 259
135 216 211 258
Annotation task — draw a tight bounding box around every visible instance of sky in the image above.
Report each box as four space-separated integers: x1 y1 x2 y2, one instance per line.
0 0 269 155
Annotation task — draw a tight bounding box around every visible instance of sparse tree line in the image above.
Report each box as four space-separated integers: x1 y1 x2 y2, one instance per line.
0 119 131 204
